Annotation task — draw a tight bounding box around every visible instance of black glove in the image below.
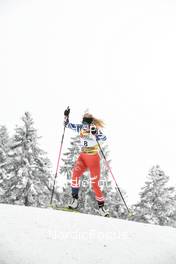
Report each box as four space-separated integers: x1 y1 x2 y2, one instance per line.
90 125 97 135
64 107 70 117
63 107 70 127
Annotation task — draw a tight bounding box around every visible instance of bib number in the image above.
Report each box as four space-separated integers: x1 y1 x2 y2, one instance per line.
84 141 88 147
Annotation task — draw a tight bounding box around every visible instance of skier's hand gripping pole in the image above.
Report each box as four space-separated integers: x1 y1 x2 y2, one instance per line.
50 106 70 205
64 106 70 126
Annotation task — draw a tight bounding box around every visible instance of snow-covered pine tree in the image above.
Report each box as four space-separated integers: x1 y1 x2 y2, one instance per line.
3 112 52 207
106 185 129 219
132 165 176 226
172 192 176 228
60 135 81 180
0 126 10 201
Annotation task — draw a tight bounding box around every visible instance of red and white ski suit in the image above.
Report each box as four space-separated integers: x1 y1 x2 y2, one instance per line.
67 122 107 203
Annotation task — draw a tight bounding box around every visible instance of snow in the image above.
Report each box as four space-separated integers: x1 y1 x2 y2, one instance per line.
0 204 176 264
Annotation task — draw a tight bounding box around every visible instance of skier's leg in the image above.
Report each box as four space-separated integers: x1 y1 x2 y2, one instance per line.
68 154 87 209
71 153 87 198
86 153 105 204
85 153 109 216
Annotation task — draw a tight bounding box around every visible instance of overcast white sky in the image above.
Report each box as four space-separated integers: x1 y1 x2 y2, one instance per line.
1 0 176 204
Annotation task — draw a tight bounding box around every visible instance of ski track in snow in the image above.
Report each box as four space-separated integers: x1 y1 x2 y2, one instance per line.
0 204 176 264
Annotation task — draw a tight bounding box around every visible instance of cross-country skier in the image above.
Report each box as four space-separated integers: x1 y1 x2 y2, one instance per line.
64 108 109 217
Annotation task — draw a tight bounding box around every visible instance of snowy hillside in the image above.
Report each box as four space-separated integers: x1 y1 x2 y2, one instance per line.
0 204 176 264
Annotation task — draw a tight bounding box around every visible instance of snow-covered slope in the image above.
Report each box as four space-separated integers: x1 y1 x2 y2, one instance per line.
0 204 176 264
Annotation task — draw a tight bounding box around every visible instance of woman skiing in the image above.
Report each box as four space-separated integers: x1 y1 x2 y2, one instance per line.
64 108 109 217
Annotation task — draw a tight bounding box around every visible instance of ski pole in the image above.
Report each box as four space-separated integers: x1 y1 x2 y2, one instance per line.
50 107 70 205
96 139 130 214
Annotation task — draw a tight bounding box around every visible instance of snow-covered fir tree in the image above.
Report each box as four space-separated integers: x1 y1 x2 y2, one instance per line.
172 192 176 228
60 135 80 180
2 112 53 207
0 126 10 200
131 165 176 226
55 135 128 218
106 185 129 219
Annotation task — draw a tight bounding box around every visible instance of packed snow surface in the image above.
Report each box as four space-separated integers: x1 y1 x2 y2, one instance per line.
0 204 176 264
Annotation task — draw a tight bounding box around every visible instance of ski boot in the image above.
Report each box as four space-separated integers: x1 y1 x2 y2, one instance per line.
98 206 109 217
68 197 79 209
98 201 109 217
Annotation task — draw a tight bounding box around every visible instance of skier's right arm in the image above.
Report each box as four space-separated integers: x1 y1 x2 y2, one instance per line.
66 122 82 133
64 107 82 133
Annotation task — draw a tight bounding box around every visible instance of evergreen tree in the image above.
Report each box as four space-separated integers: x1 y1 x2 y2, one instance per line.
172 192 176 228
106 186 129 219
60 136 81 180
0 126 10 200
132 165 176 226
2 112 52 207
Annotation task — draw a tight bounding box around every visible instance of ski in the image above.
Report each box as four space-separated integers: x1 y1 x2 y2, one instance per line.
50 204 80 213
49 204 110 217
